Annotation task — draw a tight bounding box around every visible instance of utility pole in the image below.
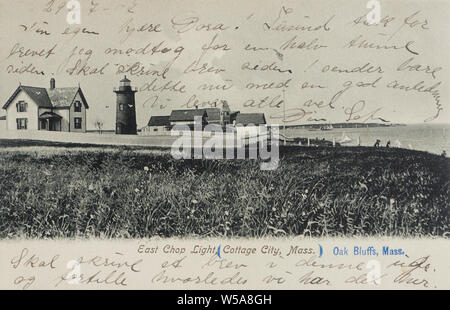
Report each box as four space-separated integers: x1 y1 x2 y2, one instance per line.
282 89 286 146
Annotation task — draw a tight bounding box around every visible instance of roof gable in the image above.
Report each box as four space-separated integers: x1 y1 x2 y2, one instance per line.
46 87 78 108
39 111 63 119
76 88 89 109
3 86 52 110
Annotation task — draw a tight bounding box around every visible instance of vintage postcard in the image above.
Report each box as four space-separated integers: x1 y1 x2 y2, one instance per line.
0 0 448 295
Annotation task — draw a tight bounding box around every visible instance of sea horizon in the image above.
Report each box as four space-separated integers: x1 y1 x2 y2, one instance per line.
284 123 450 155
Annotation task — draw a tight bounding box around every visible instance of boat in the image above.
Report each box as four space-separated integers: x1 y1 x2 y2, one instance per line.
339 132 352 144
320 124 333 131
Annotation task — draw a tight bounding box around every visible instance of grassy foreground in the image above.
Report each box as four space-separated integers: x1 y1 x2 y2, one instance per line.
0 142 448 238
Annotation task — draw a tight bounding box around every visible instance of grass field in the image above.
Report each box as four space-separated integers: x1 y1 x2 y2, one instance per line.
0 139 448 238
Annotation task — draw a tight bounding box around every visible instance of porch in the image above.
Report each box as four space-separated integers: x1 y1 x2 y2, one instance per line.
39 112 62 131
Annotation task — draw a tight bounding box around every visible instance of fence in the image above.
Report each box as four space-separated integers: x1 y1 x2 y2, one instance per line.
0 129 266 148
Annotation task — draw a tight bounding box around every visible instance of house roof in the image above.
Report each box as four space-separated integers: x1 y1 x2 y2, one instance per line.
3 85 89 110
168 108 222 122
3 86 53 109
148 115 170 126
235 113 266 125
170 109 207 122
47 87 79 108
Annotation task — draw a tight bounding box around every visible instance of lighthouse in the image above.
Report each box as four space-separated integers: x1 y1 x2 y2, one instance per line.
114 76 137 135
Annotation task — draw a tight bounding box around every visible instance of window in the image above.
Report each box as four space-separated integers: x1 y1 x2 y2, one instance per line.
153 128 158 132
16 101 27 112
74 117 82 129
74 101 82 112
119 104 124 111
16 118 27 130
40 120 47 130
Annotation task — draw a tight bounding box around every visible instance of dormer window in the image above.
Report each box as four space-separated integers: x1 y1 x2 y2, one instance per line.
16 101 27 112
74 101 82 112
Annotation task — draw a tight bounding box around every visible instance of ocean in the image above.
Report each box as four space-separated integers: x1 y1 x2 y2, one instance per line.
284 123 450 155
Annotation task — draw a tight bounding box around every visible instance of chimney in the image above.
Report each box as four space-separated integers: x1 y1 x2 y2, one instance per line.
50 78 55 90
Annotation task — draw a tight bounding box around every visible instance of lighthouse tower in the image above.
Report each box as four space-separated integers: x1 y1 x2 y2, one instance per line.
114 76 137 135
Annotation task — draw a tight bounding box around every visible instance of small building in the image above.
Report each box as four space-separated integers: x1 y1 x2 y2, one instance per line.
2 78 89 132
203 101 240 126
235 113 268 140
235 113 267 126
140 115 171 135
167 100 240 131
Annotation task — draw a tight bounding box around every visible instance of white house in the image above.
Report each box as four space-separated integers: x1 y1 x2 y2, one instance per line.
2 78 89 132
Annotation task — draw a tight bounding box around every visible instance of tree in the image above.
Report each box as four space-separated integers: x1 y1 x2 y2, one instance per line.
94 119 104 134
